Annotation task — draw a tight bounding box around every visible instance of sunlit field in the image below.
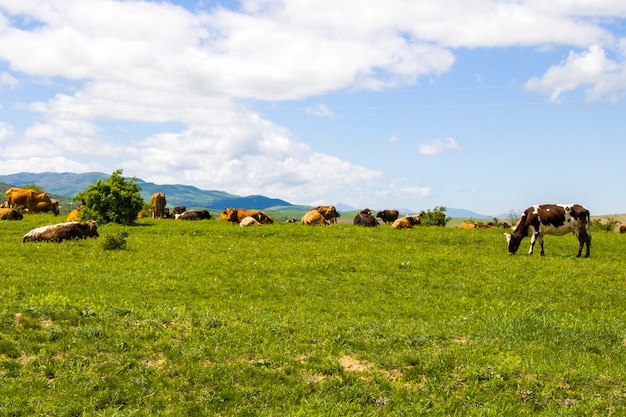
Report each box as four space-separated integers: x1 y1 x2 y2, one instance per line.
1 214 625 416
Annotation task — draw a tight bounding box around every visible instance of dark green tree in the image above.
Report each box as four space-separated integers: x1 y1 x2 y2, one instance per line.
75 169 144 225
419 206 448 226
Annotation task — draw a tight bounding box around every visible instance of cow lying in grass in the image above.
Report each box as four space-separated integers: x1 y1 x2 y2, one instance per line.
0 208 23 220
353 208 379 227
23 221 99 243
392 215 421 229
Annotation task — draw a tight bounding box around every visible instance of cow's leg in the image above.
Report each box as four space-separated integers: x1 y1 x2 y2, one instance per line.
538 234 545 255
577 230 591 258
528 232 539 255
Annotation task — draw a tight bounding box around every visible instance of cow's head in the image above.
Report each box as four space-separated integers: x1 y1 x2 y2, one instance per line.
219 207 238 222
51 199 59 216
504 233 521 255
82 220 99 238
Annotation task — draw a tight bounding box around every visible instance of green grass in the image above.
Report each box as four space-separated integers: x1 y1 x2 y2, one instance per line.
1 214 625 416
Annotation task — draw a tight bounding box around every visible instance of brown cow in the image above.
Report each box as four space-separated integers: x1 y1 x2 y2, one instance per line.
353 208 379 227
0 208 23 220
312 205 340 223
392 215 421 229
619 224 626 233
5 187 57 215
219 208 273 224
301 210 330 225
150 192 167 219
504 204 591 257
31 198 59 216
376 209 399 224
23 221 99 242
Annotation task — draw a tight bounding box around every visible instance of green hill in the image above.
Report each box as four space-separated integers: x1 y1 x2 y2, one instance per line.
0 172 294 211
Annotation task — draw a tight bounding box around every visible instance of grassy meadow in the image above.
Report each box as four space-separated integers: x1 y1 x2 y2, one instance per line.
1 213 625 416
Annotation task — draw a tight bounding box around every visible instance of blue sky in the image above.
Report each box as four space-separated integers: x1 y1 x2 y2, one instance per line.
1 1 626 215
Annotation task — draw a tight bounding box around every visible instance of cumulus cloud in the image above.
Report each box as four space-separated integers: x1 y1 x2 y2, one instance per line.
525 45 626 101
0 0 625 205
418 137 460 156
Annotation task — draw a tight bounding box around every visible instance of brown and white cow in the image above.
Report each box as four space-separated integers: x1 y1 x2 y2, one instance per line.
312 205 341 223
376 209 399 224
353 208 379 227
23 221 99 243
150 192 167 219
504 204 591 257
175 209 212 220
172 206 187 216
239 216 261 227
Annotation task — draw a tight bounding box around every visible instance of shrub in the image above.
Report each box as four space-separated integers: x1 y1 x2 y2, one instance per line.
590 217 619 232
419 206 448 226
102 231 129 251
75 169 144 225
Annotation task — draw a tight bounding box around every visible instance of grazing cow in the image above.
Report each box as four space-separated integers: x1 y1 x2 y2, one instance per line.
31 198 59 216
312 205 341 223
5 187 57 215
504 204 591 257
150 192 167 219
619 224 626 233
175 209 212 220
392 215 421 229
301 210 330 225
23 221 99 243
219 208 273 224
376 209 399 224
240 216 261 227
0 208 23 220
354 208 379 227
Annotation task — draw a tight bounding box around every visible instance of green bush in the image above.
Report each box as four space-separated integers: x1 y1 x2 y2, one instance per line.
419 205 448 226
75 169 144 225
590 217 619 232
102 231 129 250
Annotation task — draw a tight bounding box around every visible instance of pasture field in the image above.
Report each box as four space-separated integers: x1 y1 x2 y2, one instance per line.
1 214 625 416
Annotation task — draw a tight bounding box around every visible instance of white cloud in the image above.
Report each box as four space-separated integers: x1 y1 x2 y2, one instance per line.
1 0 626 205
305 104 334 118
525 45 626 101
418 137 460 156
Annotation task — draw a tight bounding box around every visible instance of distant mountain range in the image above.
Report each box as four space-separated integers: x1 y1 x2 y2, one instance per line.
0 172 497 218
0 172 293 210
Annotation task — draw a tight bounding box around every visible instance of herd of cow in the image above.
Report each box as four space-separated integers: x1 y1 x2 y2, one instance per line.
2 187 598 257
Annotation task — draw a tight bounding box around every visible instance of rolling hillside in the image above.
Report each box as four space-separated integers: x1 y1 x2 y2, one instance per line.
0 172 293 210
